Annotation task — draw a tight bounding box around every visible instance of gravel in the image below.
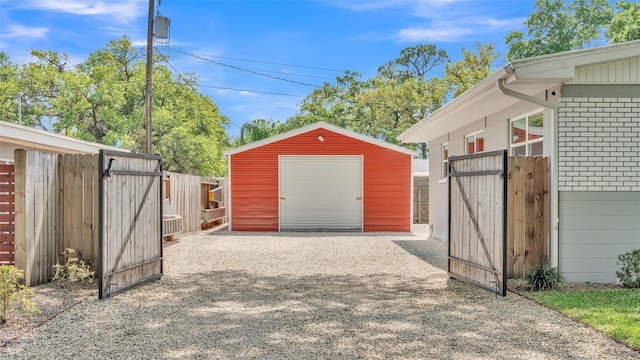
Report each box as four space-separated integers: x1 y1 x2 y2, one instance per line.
1 227 638 359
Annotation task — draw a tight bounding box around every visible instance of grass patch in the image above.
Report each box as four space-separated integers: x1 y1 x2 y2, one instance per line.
525 289 640 350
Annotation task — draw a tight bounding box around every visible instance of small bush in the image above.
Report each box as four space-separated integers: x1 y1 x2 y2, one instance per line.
616 249 640 289
526 261 565 291
0 265 38 323
52 248 95 283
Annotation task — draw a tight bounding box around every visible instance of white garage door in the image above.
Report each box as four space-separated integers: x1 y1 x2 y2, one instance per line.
279 155 362 231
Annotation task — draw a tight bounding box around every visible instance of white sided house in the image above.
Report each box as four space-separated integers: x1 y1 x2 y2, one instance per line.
0 119 125 163
399 40 640 283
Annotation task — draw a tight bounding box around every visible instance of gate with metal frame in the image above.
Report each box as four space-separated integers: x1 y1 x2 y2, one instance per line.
448 150 507 297
98 150 163 299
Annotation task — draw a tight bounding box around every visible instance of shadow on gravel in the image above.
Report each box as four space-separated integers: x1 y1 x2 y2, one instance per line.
392 239 447 271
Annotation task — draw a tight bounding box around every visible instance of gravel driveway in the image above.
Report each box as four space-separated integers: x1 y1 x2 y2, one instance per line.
2 228 638 359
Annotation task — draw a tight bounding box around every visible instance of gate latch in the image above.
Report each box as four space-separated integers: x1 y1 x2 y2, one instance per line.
103 158 115 178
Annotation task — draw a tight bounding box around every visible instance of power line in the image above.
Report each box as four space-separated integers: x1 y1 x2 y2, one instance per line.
161 56 243 130
163 53 337 81
166 47 322 88
164 48 363 75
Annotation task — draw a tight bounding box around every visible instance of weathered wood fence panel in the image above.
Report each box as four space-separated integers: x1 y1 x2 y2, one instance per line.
448 153 550 296
14 150 59 286
167 172 203 233
413 176 429 224
0 164 15 265
59 154 99 269
448 151 507 296
506 157 549 278
99 150 162 299
14 151 100 286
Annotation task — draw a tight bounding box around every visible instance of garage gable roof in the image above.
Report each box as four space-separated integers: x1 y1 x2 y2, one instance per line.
224 121 418 156
397 40 640 143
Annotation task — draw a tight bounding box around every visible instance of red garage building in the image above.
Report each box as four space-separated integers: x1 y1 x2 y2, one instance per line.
224 122 416 232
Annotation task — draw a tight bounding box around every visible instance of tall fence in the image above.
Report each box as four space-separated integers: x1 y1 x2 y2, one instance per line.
448 153 549 296
14 150 61 286
413 176 429 224
164 172 228 233
0 164 15 265
506 156 549 278
12 149 227 286
59 154 100 269
165 172 203 233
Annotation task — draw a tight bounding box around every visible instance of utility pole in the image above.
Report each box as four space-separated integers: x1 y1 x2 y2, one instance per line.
17 92 23 124
144 0 155 154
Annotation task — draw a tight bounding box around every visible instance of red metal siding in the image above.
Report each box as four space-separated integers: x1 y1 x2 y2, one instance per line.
230 128 412 232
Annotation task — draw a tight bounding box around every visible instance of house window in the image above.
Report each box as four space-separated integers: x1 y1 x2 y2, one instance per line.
511 111 543 156
465 131 484 155
441 142 448 179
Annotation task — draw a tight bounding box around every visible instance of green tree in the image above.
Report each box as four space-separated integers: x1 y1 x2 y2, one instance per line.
445 43 499 98
361 44 450 158
0 36 230 177
607 1 640 43
505 0 613 61
234 118 285 146
289 70 365 130
0 53 21 123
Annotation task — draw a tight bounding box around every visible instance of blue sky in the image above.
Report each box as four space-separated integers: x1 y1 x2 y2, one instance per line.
1 0 537 137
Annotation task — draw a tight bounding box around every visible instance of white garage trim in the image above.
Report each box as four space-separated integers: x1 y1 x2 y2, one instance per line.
278 155 363 231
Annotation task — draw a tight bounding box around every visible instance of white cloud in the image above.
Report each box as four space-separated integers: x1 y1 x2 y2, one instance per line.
319 0 413 11
397 27 473 42
24 0 145 23
3 24 49 38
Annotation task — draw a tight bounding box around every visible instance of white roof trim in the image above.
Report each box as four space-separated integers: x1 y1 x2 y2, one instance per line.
224 121 418 156
398 40 640 143
0 120 127 155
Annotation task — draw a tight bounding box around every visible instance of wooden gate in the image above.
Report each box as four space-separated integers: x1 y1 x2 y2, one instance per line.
448 150 507 296
0 165 15 265
99 150 163 299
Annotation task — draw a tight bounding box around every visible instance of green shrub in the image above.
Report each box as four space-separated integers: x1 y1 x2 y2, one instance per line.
526 261 565 291
0 265 38 323
616 249 640 289
52 248 95 283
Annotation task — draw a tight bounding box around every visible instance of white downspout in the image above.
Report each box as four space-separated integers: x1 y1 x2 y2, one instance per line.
497 79 560 268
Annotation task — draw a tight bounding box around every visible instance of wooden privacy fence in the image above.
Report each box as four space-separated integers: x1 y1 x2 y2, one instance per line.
0 165 15 265
164 172 228 233
14 150 99 286
448 151 549 296
15 150 61 286
506 156 549 278
12 149 228 287
165 172 201 233
413 176 429 224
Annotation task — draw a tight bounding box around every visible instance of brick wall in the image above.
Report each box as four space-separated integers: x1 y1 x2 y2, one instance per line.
558 96 640 191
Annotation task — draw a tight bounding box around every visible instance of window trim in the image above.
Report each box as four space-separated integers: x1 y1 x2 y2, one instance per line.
464 130 485 155
510 109 544 157
440 142 449 182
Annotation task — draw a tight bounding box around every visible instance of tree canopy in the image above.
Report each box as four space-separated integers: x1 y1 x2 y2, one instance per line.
4 1 638 169
607 1 640 43
0 36 229 177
